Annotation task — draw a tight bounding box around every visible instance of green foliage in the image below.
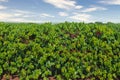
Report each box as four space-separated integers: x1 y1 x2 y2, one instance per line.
0 22 120 79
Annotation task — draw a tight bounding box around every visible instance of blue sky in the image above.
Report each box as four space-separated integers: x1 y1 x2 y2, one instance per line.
0 0 120 23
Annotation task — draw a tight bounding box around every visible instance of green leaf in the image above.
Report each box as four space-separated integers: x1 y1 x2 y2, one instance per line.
0 66 3 75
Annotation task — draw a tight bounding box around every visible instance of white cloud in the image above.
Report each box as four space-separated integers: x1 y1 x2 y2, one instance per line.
58 12 68 16
7 18 42 23
100 0 120 5
0 13 12 19
0 8 55 23
69 13 91 21
0 5 7 9
0 12 43 23
75 5 83 9
40 13 55 18
14 13 23 17
0 9 39 22
82 6 107 12
82 7 97 12
13 9 32 14
0 12 25 20
0 0 8 2
0 10 31 21
11 9 37 18
0 18 42 23
43 0 83 10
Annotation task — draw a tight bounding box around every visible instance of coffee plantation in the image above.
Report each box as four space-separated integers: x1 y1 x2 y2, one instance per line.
0 22 120 80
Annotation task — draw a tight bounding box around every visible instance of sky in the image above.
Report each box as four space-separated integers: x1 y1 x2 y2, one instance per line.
0 0 120 23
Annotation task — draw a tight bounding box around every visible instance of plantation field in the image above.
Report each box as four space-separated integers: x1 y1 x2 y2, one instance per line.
0 22 120 80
